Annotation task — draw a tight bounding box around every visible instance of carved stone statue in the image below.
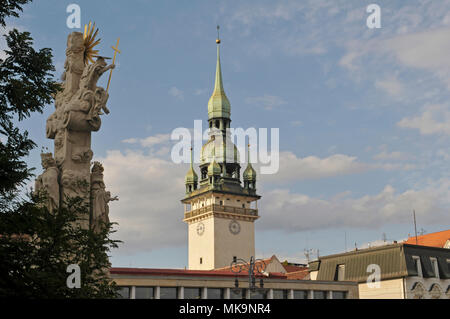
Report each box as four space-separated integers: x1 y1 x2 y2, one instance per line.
35 153 60 214
90 162 118 232
35 31 118 231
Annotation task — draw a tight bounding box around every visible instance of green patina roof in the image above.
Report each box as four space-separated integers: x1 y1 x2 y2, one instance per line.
200 137 239 164
207 159 221 176
207 146 221 176
243 146 256 181
208 44 231 120
185 148 198 183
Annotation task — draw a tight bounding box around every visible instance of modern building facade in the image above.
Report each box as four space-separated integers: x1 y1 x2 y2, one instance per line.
111 265 358 299
309 243 450 299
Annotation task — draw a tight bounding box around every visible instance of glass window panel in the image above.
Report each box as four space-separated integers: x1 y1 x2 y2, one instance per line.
313 291 327 299
117 286 130 299
230 288 244 299
135 287 154 299
160 287 177 299
332 291 347 299
272 289 288 299
207 288 224 299
250 290 267 299
184 287 202 299
293 290 308 299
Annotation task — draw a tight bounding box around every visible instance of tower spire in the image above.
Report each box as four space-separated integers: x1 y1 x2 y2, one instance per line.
208 25 231 120
185 146 198 194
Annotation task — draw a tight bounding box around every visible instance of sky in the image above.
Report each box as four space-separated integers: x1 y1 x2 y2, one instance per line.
3 0 450 268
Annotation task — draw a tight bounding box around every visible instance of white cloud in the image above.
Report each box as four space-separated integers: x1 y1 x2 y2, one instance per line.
245 94 287 110
121 133 172 148
98 149 187 255
262 152 368 183
259 182 449 232
397 104 450 135
385 27 450 70
169 86 184 100
373 145 409 161
375 76 405 98
261 151 416 184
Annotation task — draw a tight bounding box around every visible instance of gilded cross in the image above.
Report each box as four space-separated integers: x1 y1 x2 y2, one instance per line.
106 38 121 93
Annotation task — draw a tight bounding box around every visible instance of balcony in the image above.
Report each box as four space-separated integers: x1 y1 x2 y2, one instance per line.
184 204 258 220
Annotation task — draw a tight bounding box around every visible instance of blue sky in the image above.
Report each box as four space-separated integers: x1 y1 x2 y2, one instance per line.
4 0 450 268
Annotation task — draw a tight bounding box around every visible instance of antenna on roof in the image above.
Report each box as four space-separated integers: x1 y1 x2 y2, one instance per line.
344 231 347 252
413 209 418 245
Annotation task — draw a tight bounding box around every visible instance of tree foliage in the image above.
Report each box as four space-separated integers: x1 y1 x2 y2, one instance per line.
0 0 60 209
0 195 121 298
0 0 121 298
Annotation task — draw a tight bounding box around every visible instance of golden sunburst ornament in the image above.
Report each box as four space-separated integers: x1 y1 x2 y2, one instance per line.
83 21 101 65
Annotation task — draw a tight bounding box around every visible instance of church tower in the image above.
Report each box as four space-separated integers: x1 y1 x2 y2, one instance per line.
181 29 260 270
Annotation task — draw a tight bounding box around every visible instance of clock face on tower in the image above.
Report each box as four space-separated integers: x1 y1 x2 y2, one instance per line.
229 220 241 235
196 222 205 236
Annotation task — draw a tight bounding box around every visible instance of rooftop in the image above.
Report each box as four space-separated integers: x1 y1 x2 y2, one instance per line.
403 229 450 248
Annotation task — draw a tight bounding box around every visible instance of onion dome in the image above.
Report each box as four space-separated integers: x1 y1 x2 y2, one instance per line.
185 148 198 183
243 144 256 181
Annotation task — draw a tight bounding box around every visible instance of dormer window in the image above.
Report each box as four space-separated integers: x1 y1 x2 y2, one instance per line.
412 256 422 277
430 257 439 278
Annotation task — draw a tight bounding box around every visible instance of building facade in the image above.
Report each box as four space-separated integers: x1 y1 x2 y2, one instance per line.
309 243 450 299
111 267 358 299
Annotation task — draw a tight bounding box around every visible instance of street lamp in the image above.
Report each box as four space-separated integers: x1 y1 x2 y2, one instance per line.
230 256 266 292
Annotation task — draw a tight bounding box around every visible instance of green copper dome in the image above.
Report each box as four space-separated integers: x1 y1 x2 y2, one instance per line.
243 163 256 181
208 44 231 120
185 167 198 183
200 137 239 165
243 145 256 181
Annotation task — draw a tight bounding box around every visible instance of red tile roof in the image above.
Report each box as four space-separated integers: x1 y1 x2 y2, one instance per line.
404 229 450 248
282 264 307 273
285 269 309 280
110 267 286 279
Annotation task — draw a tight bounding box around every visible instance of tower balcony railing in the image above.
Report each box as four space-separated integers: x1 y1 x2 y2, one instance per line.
184 204 258 219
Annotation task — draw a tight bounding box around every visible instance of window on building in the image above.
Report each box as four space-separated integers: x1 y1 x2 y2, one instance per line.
242 204 245 208
200 257 202 264
430 257 439 278
272 289 289 299
332 291 347 299
135 287 155 299
250 290 267 299
293 290 308 299
184 288 202 299
412 256 422 277
334 264 345 281
230 289 245 299
117 286 130 299
220 200 223 205
160 287 178 299
207 288 224 299
313 291 327 299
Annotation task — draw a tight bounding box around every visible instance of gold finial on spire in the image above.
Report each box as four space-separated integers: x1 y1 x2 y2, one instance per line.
216 25 221 44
